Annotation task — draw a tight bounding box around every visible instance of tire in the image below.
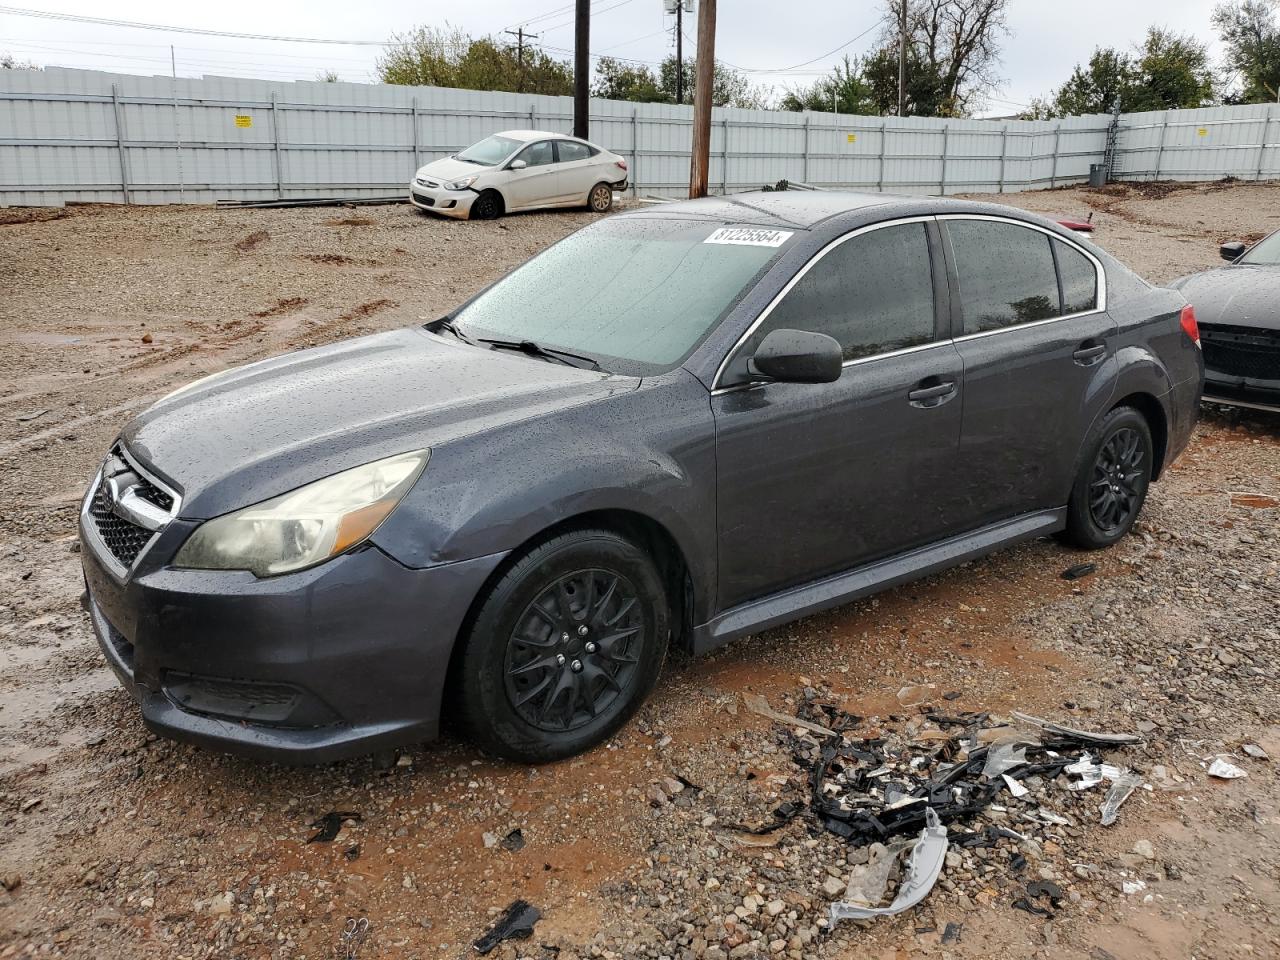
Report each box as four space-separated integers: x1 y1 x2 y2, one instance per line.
1060 406 1154 549
455 528 669 762
587 182 613 213
469 190 504 220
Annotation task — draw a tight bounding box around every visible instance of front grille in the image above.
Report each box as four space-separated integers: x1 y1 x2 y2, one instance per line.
412 190 435 207
1201 324 1280 382
89 478 154 567
414 177 439 188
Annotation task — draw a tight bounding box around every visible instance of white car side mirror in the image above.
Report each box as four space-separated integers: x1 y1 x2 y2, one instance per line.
510 159 528 170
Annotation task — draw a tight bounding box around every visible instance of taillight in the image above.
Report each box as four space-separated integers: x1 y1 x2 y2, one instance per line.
616 159 628 171
1179 304 1200 346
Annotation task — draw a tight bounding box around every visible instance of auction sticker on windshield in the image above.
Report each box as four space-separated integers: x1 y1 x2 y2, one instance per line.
704 227 794 247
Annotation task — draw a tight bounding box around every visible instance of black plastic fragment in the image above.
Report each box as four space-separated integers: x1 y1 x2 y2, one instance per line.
941 922 963 945
943 691 962 701
1061 562 1097 581
1027 879 1065 905
307 811 361 844
344 844 361 862
1013 897 1053 918
474 900 541 955
1010 852 1027 872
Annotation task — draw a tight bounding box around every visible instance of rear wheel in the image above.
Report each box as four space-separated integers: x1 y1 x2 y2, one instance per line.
470 190 504 220
588 182 613 213
1061 406 1153 549
455 529 668 762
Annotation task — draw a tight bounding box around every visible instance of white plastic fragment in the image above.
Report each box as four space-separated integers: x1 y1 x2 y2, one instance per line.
1001 774 1029 798
829 808 949 923
1100 772 1143 826
1122 879 1147 895
1242 743 1269 760
1208 757 1248 779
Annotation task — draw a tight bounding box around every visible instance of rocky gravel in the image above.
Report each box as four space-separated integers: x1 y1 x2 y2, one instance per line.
1 182 1278 960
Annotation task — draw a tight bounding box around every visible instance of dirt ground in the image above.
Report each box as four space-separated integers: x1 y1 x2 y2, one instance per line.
0 181 1278 960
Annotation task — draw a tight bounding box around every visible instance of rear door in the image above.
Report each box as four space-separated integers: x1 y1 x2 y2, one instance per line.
552 139 599 205
941 216 1115 525
712 218 967 610
503 140 558 209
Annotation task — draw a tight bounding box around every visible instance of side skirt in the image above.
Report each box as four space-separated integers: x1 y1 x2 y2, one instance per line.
690 507 1068 655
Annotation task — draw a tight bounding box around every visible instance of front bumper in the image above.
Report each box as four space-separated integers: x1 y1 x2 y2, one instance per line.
408 180 476 219
81 513 505 764
1203 369 1280 413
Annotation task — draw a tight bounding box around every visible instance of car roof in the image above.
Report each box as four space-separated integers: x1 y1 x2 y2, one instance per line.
493 129 578 143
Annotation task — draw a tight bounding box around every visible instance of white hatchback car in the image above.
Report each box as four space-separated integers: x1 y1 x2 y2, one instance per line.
409 130 629 220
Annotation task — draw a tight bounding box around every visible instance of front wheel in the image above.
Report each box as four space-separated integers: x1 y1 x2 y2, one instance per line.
469 190 504 220
588 182 613 213
1061 406 1153 549
455 529 669 762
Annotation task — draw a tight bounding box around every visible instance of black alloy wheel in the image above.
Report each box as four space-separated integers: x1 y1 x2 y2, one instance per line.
470 190 503 220
454 528 669 762
1061 406 1153 549
1089 426 1144 533
503 569 643 732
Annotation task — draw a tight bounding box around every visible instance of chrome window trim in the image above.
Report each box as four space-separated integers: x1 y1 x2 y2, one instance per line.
711 338 956 397
80 442 182 580
936 213 1108 333
711 215 938 391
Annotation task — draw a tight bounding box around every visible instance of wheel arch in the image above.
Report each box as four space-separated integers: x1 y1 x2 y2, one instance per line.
1109 391 1169 479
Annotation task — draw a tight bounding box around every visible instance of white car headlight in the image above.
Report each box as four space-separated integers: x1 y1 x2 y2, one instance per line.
174 450 429 577
445 175 478 191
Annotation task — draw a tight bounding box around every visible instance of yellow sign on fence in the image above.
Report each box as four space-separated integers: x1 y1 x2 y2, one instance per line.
847 133 857 143
1197 127 1208 137
234 115 253 128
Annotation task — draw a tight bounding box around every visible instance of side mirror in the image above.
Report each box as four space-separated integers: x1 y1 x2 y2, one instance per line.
1220 241 1245 261
748 329 843 384
509 159 528 170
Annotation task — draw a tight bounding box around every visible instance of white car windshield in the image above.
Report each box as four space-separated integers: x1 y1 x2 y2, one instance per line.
1240 230 1280 265
456 135 521 166
451 217 793 375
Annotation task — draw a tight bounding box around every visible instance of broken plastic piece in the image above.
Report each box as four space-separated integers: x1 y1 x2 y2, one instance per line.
1061 562 1096 581
941 921 962 945
1001 774 1029 798
829 808 949 923
473 900 541 955
839 838 913 907
1242 743 1269 760
1011 711 1143 745
307 811 361 844
1100 772 1142 826
982 741 1029 778
897 684 936 707
500 828 525 852
1012 896 1052 918
1026 879 1064 904
743 693 836 738
1208 757 1248 779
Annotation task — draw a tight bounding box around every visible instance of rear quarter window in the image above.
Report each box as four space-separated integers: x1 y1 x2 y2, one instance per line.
947 220 1060 334
1054 239 1099 314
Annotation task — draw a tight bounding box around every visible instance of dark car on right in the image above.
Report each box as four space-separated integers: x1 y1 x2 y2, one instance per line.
1171 231 1280 412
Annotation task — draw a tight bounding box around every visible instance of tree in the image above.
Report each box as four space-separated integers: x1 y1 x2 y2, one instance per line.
315 69 340 83
862 44 950 115
879 0 1010 116
779 56 878 113
2 53 38 69
1047 48 1135 115
1213 0 1280 103
592 57 668 102
658 55 769 108
377 25 573 95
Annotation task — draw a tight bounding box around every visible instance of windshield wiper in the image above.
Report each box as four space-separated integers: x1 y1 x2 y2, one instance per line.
478 338 602 371
434 318 474 343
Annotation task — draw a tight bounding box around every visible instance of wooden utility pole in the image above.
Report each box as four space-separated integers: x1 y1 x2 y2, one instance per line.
897 0 907 117
504 27 538 93
688 0 715 198
674 2 684 105
573 0 590 138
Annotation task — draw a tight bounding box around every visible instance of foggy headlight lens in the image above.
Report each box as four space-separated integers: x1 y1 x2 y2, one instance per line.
174 450 429 576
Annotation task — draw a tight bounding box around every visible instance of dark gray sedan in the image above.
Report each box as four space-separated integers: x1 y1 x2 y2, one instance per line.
80 192 1203 764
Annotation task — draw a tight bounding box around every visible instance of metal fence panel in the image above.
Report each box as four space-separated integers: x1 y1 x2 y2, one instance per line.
1 67 1277 206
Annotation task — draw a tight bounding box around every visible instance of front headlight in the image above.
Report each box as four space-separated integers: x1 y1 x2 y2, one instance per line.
174 450 429 577
445 175 478 191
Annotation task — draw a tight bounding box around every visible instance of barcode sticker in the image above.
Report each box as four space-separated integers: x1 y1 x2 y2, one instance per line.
704 227 794 247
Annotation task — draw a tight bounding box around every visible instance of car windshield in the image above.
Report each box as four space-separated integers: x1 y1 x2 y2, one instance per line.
456 135 521 166
451 218 793 375
1240 230 1280 265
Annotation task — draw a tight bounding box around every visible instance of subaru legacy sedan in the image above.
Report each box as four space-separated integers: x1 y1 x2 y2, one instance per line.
80 192 1202 765
409 130 628 220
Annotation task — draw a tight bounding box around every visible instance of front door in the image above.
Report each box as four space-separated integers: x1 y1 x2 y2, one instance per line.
504 140 558 209
941 217 1117 526
712 219 966 611
552 139 598 205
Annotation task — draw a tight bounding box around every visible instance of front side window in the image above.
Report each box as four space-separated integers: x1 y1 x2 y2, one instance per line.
453 218 789 375
744 221 937 364
516 141 554 167
1054 239 1099 314
557 141 592 163
455 135 521 166
948 220 1060 334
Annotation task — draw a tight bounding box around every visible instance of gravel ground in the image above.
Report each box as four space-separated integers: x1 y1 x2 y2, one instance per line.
0 182 1278 960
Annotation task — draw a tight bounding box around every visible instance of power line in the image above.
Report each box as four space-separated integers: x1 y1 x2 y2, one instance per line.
0 4 389 44
730 17 890 73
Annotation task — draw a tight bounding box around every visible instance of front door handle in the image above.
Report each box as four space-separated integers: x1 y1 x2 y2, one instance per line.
1072 341 1107 365
908 379 957 407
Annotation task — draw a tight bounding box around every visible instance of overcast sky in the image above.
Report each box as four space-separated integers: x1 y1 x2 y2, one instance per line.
0 1 1227 115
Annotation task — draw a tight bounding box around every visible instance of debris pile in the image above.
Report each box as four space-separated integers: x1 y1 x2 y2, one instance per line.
743 693 1150 925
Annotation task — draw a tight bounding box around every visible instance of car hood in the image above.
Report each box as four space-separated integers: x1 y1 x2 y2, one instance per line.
416 156 499 182
1169 264 1280 331
122 327 632 519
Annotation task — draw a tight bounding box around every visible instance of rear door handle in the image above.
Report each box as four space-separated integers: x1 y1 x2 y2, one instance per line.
1072 341 1107 365
907 380 957 406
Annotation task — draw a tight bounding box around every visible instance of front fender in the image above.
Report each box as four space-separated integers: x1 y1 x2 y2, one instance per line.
371 370 719 620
